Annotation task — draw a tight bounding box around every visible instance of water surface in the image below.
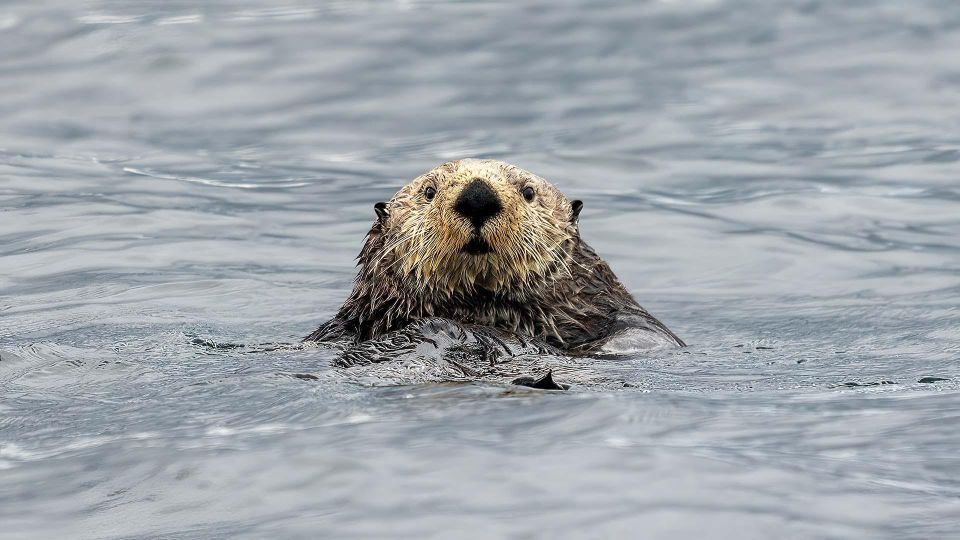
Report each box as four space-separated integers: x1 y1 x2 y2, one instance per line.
2 0 959 538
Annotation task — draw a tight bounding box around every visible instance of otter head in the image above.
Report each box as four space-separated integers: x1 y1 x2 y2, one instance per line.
366 159 583 301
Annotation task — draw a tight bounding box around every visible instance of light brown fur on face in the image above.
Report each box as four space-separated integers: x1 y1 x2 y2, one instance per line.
306 159 683 353
381 159 575 297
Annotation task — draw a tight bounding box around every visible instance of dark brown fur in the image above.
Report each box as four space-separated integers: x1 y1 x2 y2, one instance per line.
305 159 683 353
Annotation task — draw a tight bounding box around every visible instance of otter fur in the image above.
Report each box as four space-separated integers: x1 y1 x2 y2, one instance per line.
306 159 683 354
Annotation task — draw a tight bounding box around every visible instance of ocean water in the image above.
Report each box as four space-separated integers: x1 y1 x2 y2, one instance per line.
2 0 959 538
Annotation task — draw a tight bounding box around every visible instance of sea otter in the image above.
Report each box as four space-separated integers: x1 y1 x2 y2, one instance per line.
306 159 683 356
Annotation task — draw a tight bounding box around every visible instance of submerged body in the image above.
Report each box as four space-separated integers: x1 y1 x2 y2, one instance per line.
306 159 683 356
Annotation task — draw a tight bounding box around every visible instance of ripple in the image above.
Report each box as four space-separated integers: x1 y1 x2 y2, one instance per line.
122 167 312 189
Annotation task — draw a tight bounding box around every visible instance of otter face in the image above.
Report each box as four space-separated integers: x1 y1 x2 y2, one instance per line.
373 159 582 298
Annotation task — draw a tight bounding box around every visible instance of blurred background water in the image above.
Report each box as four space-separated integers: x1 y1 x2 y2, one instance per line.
2 0 959 538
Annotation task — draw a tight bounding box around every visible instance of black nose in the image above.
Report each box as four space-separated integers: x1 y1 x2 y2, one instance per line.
453 178 502 229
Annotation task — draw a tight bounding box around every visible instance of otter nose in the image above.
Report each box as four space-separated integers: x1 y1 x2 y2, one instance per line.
453 178 502 229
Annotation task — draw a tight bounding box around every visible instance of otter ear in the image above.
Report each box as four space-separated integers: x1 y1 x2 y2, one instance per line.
374 201 389 223
570 200 583 223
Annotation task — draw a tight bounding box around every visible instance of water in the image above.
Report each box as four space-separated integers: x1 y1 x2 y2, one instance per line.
2 0 959 537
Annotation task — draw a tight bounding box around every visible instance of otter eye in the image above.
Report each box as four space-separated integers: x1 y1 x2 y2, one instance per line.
521 186 535 202
424 186 437 201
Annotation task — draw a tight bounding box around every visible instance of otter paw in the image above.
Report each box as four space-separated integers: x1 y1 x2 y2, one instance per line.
511 370 569 390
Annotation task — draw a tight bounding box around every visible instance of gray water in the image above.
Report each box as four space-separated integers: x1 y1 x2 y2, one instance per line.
2 0 960 538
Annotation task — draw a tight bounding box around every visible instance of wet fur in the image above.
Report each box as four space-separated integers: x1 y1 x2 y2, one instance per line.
306 159 683 354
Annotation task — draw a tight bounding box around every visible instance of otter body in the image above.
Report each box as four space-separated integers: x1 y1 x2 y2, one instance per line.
307 159 683 354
